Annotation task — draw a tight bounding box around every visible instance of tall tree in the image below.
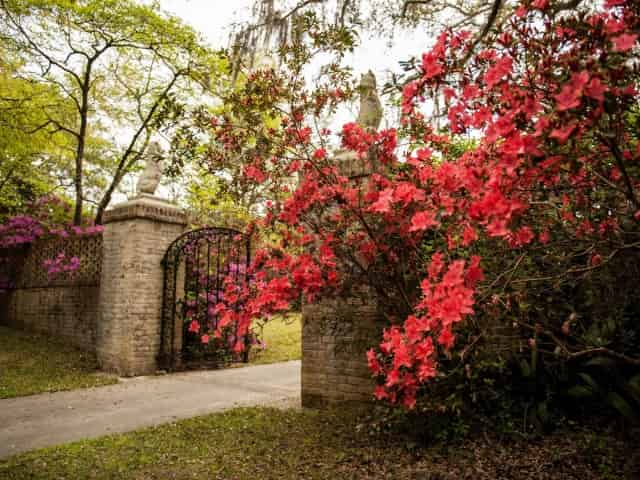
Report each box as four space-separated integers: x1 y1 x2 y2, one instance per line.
0 53 76 220
0 0 224 224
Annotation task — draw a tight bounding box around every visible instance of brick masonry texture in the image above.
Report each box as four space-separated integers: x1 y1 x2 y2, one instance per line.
300 157 386 408
0 236 102 351
1 193 383 405
301 293 385 408
1 286 100 350
97 196 187 376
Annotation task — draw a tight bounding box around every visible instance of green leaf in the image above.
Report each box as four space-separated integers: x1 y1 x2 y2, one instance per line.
537 401 549 423
519 359 531 378
567 385 594 398
625 374 640 404
584 356 617 369
605 392 637 420
577 372 600 393
261 113 281 131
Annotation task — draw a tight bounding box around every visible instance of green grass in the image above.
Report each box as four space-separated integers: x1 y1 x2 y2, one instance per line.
250 314 301 365
0 313 298 399
0 326 118 399
0 406 632 480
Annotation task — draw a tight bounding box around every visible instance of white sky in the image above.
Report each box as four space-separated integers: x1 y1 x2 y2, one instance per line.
158 0 426 90
121 1 431 203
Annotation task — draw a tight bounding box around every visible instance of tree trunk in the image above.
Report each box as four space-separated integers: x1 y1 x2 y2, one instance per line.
94 170 125 225
73 137 85 225
73 64 92 225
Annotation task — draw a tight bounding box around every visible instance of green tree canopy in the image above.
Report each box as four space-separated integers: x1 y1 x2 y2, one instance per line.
0 52 76 220
0 0 227 224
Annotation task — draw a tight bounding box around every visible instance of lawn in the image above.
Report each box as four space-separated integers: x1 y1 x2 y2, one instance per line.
0 406 635 479
0 326 118 399
0 313 298 399
250 314 301 365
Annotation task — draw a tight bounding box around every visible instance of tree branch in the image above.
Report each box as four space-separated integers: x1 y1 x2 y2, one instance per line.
94 71 183 223
606 137 640 209
402 0 431 19
567 347 640 366
0 0 83 86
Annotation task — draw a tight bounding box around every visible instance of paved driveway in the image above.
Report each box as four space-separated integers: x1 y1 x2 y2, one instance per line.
0 360 300 459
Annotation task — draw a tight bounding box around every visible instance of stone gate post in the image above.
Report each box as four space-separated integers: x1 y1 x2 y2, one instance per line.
301 154 385 407
301 70 387 406
97 195 187 376
301 294 384 407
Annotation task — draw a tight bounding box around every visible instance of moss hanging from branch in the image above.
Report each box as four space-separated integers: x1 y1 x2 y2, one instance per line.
229 0 357 79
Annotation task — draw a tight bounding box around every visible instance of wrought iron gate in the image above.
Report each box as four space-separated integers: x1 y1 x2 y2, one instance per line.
158 227 251 370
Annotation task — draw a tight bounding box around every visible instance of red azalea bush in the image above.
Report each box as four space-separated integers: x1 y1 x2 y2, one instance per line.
204 0 640 415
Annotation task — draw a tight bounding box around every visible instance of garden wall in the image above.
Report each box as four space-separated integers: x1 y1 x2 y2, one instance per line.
0 196 187 377
0 235 102 350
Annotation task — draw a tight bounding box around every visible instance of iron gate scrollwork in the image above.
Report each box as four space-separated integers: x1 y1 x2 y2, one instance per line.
159 227 251 370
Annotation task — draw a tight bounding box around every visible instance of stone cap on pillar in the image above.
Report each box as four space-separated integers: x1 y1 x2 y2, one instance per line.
103 194 188 225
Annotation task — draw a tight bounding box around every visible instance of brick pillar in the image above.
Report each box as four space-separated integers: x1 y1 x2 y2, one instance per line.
300 147 385 407
301 293 384 408
97 194 187 376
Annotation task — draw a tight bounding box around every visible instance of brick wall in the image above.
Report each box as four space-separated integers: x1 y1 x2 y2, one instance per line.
0 196 187 375
1 287 100 348
0 235 102 351
301 293 384 407
96 196 187 376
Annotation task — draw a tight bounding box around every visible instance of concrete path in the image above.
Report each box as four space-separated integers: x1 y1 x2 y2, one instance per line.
0 360 300 459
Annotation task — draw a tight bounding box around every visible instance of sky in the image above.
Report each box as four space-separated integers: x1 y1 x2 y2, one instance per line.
158 0 426 91
159 0 254 47
134 0 431 203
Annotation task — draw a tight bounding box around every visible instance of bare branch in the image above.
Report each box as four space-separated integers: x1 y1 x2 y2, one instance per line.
551 0 585 14
402 0 432 19
0 0 83 86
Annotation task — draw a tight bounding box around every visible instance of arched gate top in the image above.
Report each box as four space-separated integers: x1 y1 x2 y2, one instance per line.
162 226 249 266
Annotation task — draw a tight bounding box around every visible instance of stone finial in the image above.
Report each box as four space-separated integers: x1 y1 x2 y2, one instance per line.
355 70 383 131
136 141 164 196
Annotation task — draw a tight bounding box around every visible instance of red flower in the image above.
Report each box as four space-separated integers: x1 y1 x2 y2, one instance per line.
313 148 327 159
415 337 435 359
417 360 437 381
437 327 455 349
409 210 439 232
550 124 576 144
483 56 513 89
244 165 266 183
532 0 549 9
370 188 394 213
584 77 607 101
392 343 413 369
367 349 382 374
466 256 484 285
422 52 444 79
611 33 638 52
374 385 389 400
539 230 551 244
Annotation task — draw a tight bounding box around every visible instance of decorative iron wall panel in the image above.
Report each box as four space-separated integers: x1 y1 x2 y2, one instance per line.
15 235 103 289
